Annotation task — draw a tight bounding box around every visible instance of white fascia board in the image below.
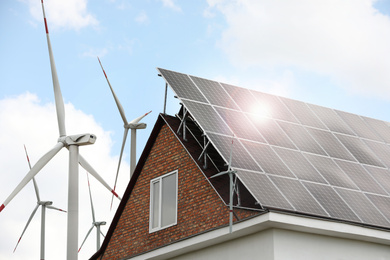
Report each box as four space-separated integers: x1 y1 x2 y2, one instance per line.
129 212 390 260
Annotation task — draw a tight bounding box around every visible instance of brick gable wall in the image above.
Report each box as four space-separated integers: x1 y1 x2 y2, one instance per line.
101 124 236 259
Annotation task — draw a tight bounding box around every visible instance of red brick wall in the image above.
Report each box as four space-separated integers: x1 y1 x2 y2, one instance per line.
101 124 237 259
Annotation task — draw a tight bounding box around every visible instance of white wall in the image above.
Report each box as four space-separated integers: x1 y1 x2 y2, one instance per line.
170 228 390 260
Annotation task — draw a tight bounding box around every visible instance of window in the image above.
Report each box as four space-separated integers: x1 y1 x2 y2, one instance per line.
149 170 178 232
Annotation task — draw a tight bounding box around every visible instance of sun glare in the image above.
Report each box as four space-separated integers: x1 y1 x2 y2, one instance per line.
250 103 271 121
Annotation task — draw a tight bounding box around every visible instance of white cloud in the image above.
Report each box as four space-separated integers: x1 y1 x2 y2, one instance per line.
0 93 129 260
207 0 390 100
160 0 182 12
25 0 98 31
135 11 149 24
82 47 108 58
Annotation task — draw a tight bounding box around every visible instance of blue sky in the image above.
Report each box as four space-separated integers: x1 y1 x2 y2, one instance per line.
1 0 390 259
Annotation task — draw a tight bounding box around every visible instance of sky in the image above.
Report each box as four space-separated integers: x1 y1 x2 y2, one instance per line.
1 0 390 259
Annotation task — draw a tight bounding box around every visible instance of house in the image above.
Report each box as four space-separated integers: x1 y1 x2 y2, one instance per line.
91 68 390 260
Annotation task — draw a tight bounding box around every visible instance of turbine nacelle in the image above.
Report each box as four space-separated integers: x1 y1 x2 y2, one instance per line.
125 122 147 130
93 221 106 226
38 201 53 206
58 134 97 146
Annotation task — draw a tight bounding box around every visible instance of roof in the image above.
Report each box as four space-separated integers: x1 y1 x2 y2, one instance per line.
157 67 390 231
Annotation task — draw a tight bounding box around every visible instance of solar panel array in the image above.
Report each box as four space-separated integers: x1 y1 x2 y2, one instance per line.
158 67 390 229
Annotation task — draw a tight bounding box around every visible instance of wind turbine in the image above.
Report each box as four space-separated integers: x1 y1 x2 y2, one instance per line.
79 171 106 253
97 57 151 207
0 1 121 259
209 137 237 233
13 145 66 260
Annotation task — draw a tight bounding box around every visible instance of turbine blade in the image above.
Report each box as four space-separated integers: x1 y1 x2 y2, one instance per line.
78 225 94 253
0 142 64 212
24 145 41 202
46 205 67 212
129 111 152 124
100 230 106 238
13 204 40 252
86 172 96 223
78 154 122 200
97 57 128 125
110 128 129 210
41 0 66 137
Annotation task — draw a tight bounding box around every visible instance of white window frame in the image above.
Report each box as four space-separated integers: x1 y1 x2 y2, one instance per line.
149 170 178 233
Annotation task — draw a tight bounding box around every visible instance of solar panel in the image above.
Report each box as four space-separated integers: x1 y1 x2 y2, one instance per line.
363 165 390 194
334 188 390 228
235 170 294 210
214 107 266 143
365 194 390 222
249 91 299 123
304 153 358 189
245 114 296 149
181 99 232 136
220 83 259 114
277 121 327 156
308 104 356 136
241 140 294 178
157 67 390 230
363 139 390 168
206 133 261 172
273 147 327 184
158 68 207 103
303 182 361 222
268 176 328 216
305 128 356 161
335 110 383 142
279 97 327 129
335 134 385 167
362 116 390 143
190 76 240 110
334 159 387 195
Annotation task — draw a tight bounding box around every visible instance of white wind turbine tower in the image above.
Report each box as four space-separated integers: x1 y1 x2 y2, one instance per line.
98 57 151 207
13 145 66 260
79 171 106 253
0 1 121 259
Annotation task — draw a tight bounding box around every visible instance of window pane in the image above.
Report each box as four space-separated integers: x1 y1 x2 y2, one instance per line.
152 181 160 229
161 173 177 227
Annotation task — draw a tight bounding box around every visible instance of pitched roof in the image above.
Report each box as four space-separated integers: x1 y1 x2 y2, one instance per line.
157 68 390 231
